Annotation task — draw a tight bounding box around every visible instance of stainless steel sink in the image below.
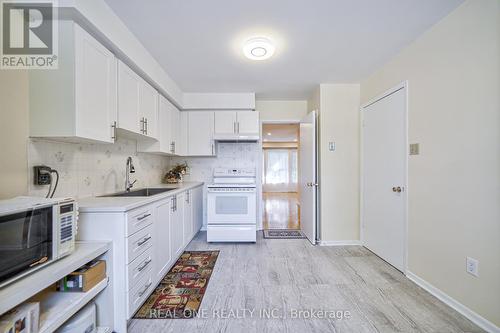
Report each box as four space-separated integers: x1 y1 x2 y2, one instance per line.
101 188 175 197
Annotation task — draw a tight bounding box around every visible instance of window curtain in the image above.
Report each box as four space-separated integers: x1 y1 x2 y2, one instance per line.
263 149 298 192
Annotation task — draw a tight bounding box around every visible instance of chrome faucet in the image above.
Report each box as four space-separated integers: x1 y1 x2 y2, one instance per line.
125 156 137 192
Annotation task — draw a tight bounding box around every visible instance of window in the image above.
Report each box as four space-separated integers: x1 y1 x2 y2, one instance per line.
263 149 298 192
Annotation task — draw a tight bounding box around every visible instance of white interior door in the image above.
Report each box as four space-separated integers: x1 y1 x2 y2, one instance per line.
362 85 407 272
299 111 317 244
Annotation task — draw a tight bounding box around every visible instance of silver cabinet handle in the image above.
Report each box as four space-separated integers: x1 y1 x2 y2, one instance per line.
137 213 151 221
111 121 117 140
137 258 152 272
138 281 152 297
237 122 240 133
145 118 148 135
137 235 152 246
211 143 214 155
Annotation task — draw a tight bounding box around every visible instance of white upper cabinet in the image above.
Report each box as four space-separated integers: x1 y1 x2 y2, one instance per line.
236 111 260 135
29 22 117 144
117 60 159 140
177 111 189 156
117 61 140 134
187 112 215 156
214 111 237 135
159 95 173 153
170 105 182 155
139 78 158 139
137 94 173 154
213 111 260 140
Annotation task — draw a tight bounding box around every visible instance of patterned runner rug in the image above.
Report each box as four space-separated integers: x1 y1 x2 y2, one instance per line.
134 250 219 319
263 229 306 239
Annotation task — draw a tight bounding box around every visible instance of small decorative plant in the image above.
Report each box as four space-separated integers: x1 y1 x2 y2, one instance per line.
164 162 188 184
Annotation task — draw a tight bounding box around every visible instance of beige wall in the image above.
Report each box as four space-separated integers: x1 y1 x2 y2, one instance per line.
317 84 360 242
0 71 29 199
256 100 308 122
361 0 500 326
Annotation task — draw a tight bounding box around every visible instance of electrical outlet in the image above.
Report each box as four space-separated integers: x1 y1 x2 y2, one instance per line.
34 166 52 185
328 142 336 152
466 257 479 277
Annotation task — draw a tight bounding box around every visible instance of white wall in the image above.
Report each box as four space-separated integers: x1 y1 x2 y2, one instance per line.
360 0 500 327
256 100 308 122
317 84 361 242
0 71 29 199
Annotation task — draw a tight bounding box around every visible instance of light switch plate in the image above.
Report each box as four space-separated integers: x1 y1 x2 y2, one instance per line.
466 257 479 277
328 142 336 152
409 143 420 155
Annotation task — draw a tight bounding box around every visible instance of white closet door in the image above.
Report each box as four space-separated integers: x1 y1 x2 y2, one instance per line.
362 85 407 272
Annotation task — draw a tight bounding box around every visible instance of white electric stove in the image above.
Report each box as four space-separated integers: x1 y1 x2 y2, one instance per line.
207 168 257 242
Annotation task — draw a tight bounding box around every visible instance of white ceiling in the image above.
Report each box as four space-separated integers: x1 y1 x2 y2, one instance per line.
104 0 463 99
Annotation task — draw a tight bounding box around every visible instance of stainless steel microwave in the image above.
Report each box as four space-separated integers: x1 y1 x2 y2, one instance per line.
0 197 77 288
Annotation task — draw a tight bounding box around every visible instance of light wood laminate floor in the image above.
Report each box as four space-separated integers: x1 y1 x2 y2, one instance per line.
263 192 300 230
128 232 484 333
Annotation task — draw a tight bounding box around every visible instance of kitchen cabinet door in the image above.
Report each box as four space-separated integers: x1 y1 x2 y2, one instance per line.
158 95 173 153
153 199 172 281
176 112 188 156
170 194 185 258
214 111 237 135
170 105 181 155
117 61 141 134
183 190 193 246
187 112 214 156
139 79 159 139
74 24 117 143
30 22 118 144
192 186 203 235
237 111 260 135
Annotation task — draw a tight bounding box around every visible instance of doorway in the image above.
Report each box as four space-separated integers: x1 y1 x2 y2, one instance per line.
262 123 300 230
361 82 408 272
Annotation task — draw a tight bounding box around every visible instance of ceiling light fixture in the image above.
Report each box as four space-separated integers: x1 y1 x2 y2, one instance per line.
243 37 275 61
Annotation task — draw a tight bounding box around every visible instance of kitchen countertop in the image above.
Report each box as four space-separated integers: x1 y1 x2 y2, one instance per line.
77 182 204 213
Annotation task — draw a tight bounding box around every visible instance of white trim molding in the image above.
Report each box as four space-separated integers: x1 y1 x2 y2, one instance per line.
406 271 500 333
319 240 362 246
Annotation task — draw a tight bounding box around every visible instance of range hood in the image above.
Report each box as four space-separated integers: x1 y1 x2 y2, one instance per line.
213 134 260 142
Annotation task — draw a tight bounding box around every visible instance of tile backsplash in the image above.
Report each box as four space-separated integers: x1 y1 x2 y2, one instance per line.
28 138 169 199
172 142 261 184
171 142 262 228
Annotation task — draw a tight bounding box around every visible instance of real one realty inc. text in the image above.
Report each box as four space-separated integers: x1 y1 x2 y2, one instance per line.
148 308 352 320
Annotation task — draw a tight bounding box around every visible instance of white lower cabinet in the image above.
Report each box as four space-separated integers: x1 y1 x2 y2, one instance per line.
170 193 185 259
77 184 204 333
153 199 172 281
183 190 193 245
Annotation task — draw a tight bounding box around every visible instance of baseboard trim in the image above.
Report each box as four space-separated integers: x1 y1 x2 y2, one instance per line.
318 240 361 246
406 271 499 333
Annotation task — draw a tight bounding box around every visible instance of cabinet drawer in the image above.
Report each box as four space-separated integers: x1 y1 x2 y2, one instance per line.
126 206 153 236
127 224 153 264
127 247 153 291
127 268 153 318
207 225 256 242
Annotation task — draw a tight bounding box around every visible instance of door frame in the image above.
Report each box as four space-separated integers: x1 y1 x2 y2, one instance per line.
360 81 409 274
